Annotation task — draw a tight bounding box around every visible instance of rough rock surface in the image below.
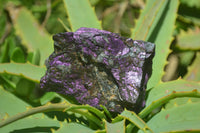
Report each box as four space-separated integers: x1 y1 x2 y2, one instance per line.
40 27 155 112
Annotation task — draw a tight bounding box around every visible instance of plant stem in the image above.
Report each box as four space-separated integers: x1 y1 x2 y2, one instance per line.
0 102 69 128
139 90 200 118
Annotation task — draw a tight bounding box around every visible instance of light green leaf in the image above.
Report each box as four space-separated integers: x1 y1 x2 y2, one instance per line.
0 87 59 131
139 102 200 133
105 120 125 133
54 122 95 133
178 51 195 67
131 0 165 40
184 52 200 81
40 92 60 105
0 62 46 83
177 28 200 50
120 110 153 133
131 0 179 90
146 0 179 90
0 87 59 132
31 49 41 66
63 0 102 31
7 5 53 65
1 116 59 133
0 86 29 116
146 79 200 107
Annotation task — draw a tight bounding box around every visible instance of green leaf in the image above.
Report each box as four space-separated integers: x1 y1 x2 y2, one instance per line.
10 47 25 63
1 116 59 133
31 49 41 66
131 0 179 90
0 39 9 63
63 0 102 31
120 110 153 133
0 86 29 116
0 87 59 132
181 0 200 8
184 52 200 81
140 102 200 133
7 5 53 65
178 51 195 67
16 78 35 96
177 28 200 50
105 120 125 133
146 79 200 107
178 1 200 26
40 92 60 105
0 62 46 83
131 0 165 40
54 122 95 133
165 97 200 110
146 0 179 90
0 75 16 90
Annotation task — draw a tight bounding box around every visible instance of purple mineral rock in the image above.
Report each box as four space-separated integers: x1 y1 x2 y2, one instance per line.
40 27 155 113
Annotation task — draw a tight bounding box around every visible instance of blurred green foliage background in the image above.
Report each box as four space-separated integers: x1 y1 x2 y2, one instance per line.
0 0 200 132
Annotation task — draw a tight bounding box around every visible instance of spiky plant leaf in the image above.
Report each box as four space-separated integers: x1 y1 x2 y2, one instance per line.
146 79 200 107
10 47 25 63
184 52 200 81
139 102 200 133
120 110 153 133
0 62 46 83
0 86 60 132
105 119 125 133
177 28 200 50
132 0 179 90
54 122 95 133
63 0 101 31
7 5 53 65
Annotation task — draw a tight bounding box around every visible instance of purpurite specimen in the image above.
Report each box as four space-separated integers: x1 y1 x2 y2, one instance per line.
40 27 155 113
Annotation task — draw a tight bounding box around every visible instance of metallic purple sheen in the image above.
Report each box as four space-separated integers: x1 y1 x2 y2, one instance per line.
40 27 155 112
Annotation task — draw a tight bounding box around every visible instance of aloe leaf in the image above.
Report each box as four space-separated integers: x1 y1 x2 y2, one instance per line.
10 47 25 63
63 0 102 31
178 2 200 26
178 51 195 67
0 100 104 128
105 119 124 133
0 86 29 116
131 0 179 90
148 0 179 90
1 116 59 133
16 78 35 96
180 0 200 8
31 49 41 66
139 102 200 133
177 28 200 50
146 79 200 107
0 86 59 132
131 0 165 40
57 18 71 32
120 110 153 133
0 76 16 90
184 52 200 81
165 97 200 110
40 92 59 105
7 6 53 65
0 62 46 83
54 122 95 133
27 50 41 66
0 40 9 63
